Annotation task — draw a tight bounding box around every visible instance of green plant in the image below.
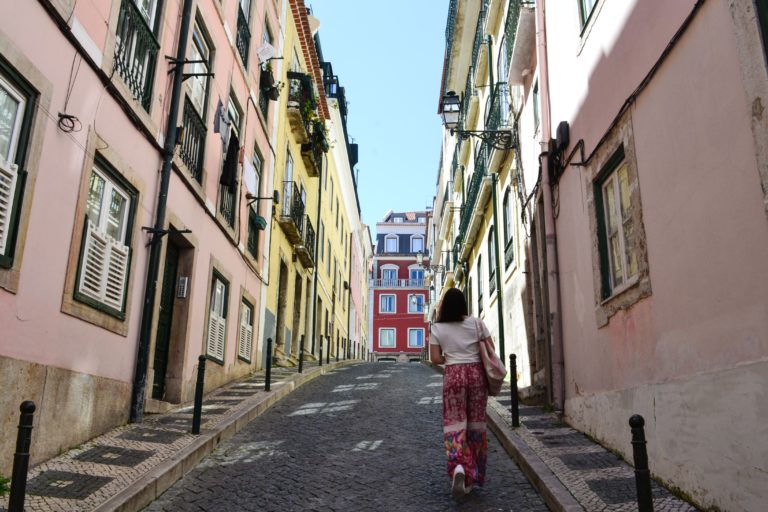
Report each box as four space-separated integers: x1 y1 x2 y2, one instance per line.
0 474 10 497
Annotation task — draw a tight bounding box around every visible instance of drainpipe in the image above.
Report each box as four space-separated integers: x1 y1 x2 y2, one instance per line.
309 157 325 357
130 0 195 423
536 0 565 411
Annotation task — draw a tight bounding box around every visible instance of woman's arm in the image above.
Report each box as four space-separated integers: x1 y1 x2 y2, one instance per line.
430 344 445 365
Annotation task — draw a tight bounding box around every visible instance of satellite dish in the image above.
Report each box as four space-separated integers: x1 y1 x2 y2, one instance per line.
256 43 276 64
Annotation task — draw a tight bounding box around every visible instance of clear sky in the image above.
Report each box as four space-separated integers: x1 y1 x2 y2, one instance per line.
309 0 448 228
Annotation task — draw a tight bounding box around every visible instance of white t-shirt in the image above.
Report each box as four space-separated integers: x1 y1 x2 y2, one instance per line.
430 316 491 365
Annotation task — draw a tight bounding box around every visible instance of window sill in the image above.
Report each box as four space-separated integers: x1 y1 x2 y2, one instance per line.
599 275 639 306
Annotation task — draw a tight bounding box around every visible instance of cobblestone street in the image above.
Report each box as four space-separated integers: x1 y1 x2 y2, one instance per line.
144 363 549 511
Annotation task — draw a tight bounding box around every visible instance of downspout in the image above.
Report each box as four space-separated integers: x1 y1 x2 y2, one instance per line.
346 230 353 358
130 0 195 423
536 0 565 410
309 157 325 357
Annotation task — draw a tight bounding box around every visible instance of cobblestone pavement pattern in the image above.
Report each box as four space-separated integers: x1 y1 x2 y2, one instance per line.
490 385 699 512
145 363 549 512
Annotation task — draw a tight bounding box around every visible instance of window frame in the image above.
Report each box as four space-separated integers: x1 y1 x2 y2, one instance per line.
579 0 598 29
206 270 229 364
407 328 424 348
379 294 396 313
237 298 254 363
410 235 424 253
187 18 212 119
384 235 398 253
488 229 496 295
378 327 395 348
408 294 424 314
477 255 484 314
73 158 137 319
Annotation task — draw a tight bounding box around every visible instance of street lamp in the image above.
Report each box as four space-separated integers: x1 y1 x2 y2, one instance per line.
441 91 515 150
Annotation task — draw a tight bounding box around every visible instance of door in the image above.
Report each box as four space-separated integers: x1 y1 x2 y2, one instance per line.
152 242 179 400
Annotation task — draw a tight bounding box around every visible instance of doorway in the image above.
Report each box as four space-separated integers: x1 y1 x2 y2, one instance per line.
152 242 179 400
290 274 303 358
275 260 289 357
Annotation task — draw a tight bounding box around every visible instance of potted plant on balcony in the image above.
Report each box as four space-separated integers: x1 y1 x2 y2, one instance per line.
312 120 330 152
260 62 275 89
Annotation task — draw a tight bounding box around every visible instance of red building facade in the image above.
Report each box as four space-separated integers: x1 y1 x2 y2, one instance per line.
370 210 430 361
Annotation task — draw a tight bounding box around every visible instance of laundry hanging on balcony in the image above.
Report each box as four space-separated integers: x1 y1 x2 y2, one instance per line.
212 99 230 144
220 129 240 191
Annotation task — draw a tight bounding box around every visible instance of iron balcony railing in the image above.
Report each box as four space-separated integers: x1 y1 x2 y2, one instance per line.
287 72 315 131
303 214 315 262
440 180 455 220
470 2 489 83
453 236 462 270
281 181 305 228
505 239 515 268
489 267 496 295
486 82 511 133
370 279 425 289
442 0 460 97
219 183 236 227
114 0 159 111
460 68 474 131
457 151 487 244
236 5 251 66
180 97 206 182
505 0 524 64
247 208 259 258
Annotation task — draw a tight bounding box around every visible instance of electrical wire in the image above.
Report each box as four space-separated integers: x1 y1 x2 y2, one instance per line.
58 51 83 133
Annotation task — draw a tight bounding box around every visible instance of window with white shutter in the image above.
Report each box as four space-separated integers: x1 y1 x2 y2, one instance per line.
206 274 228 362
0 71 30 267
238 300 254 362
75 163 135 317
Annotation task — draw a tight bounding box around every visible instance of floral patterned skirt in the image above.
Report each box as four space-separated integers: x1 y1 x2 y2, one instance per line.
442 362 488 486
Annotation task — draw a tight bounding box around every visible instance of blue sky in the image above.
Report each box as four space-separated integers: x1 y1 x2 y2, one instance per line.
309 0 448 227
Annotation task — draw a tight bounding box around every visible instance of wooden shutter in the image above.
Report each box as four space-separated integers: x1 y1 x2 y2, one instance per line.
238 305 253 361
78 219 130 312
207 312 226 361
0 159 19 254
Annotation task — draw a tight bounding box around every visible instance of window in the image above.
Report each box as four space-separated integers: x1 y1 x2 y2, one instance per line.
187 21 211 116
409 268 424 287
236 0 252 66
408 294 424 314
75 162 135 317
417 216 425 223
488 230 496 295
219 93 242 227
246 151 262 260
206 273 229 362
326 241 331 275
114 0 160 110
335 198 339 228
319 221 325 261
533 80 540 131
466 277 473 316
385 235 398 253
503 188 515 268
393 217 402 223
410 236 424 253
379 328 395 348
237 299 254 362
382 267 397 286
380 294 395 313
596 157 638 297
408 328 424 348
477 255 483 314
0 69 32 267
579 0 598 27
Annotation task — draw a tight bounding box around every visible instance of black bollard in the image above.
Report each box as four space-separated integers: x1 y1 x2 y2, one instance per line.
191 355 207 434
265 338 273 391
9 401 36 512
336 337 340 362
298 335 305 373
319 336 323 367
629 414 654 512
326 336 331 365
510 354 520 427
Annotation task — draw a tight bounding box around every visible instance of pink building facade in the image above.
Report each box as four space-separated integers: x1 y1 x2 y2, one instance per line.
536 1 768 509
0 0 281 472
370 211 430 361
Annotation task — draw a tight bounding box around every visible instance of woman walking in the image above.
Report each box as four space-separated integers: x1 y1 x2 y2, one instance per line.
429 288 492 499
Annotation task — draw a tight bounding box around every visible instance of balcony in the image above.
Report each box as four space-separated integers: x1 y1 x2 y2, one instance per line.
457 151 493 261
180 97 206 182
505 239 515 268
286 72 315 144
295 214 315 268
278 181 305 244
235 5 251 66
485 82 514 170
219 184 236 227
439 180 455 242
370 279 426 289
300 122 327 177
114 0 159 111
508 1 537 84
471 2 489 86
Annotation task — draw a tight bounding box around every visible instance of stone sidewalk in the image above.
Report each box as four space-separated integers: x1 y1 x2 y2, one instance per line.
485 382 701 512
0 359 356 512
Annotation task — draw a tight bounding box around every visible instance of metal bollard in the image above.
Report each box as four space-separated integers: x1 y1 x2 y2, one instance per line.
510 354 520 427
629 414 654 512
336 337 340 362
319 336 323 367
191 355 206 434
298 335 305 374
326 336 331 365
265 338 273 391
9 401 35 512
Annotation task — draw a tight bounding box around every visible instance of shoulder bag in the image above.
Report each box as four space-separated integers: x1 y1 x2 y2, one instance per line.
475 318 507 396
